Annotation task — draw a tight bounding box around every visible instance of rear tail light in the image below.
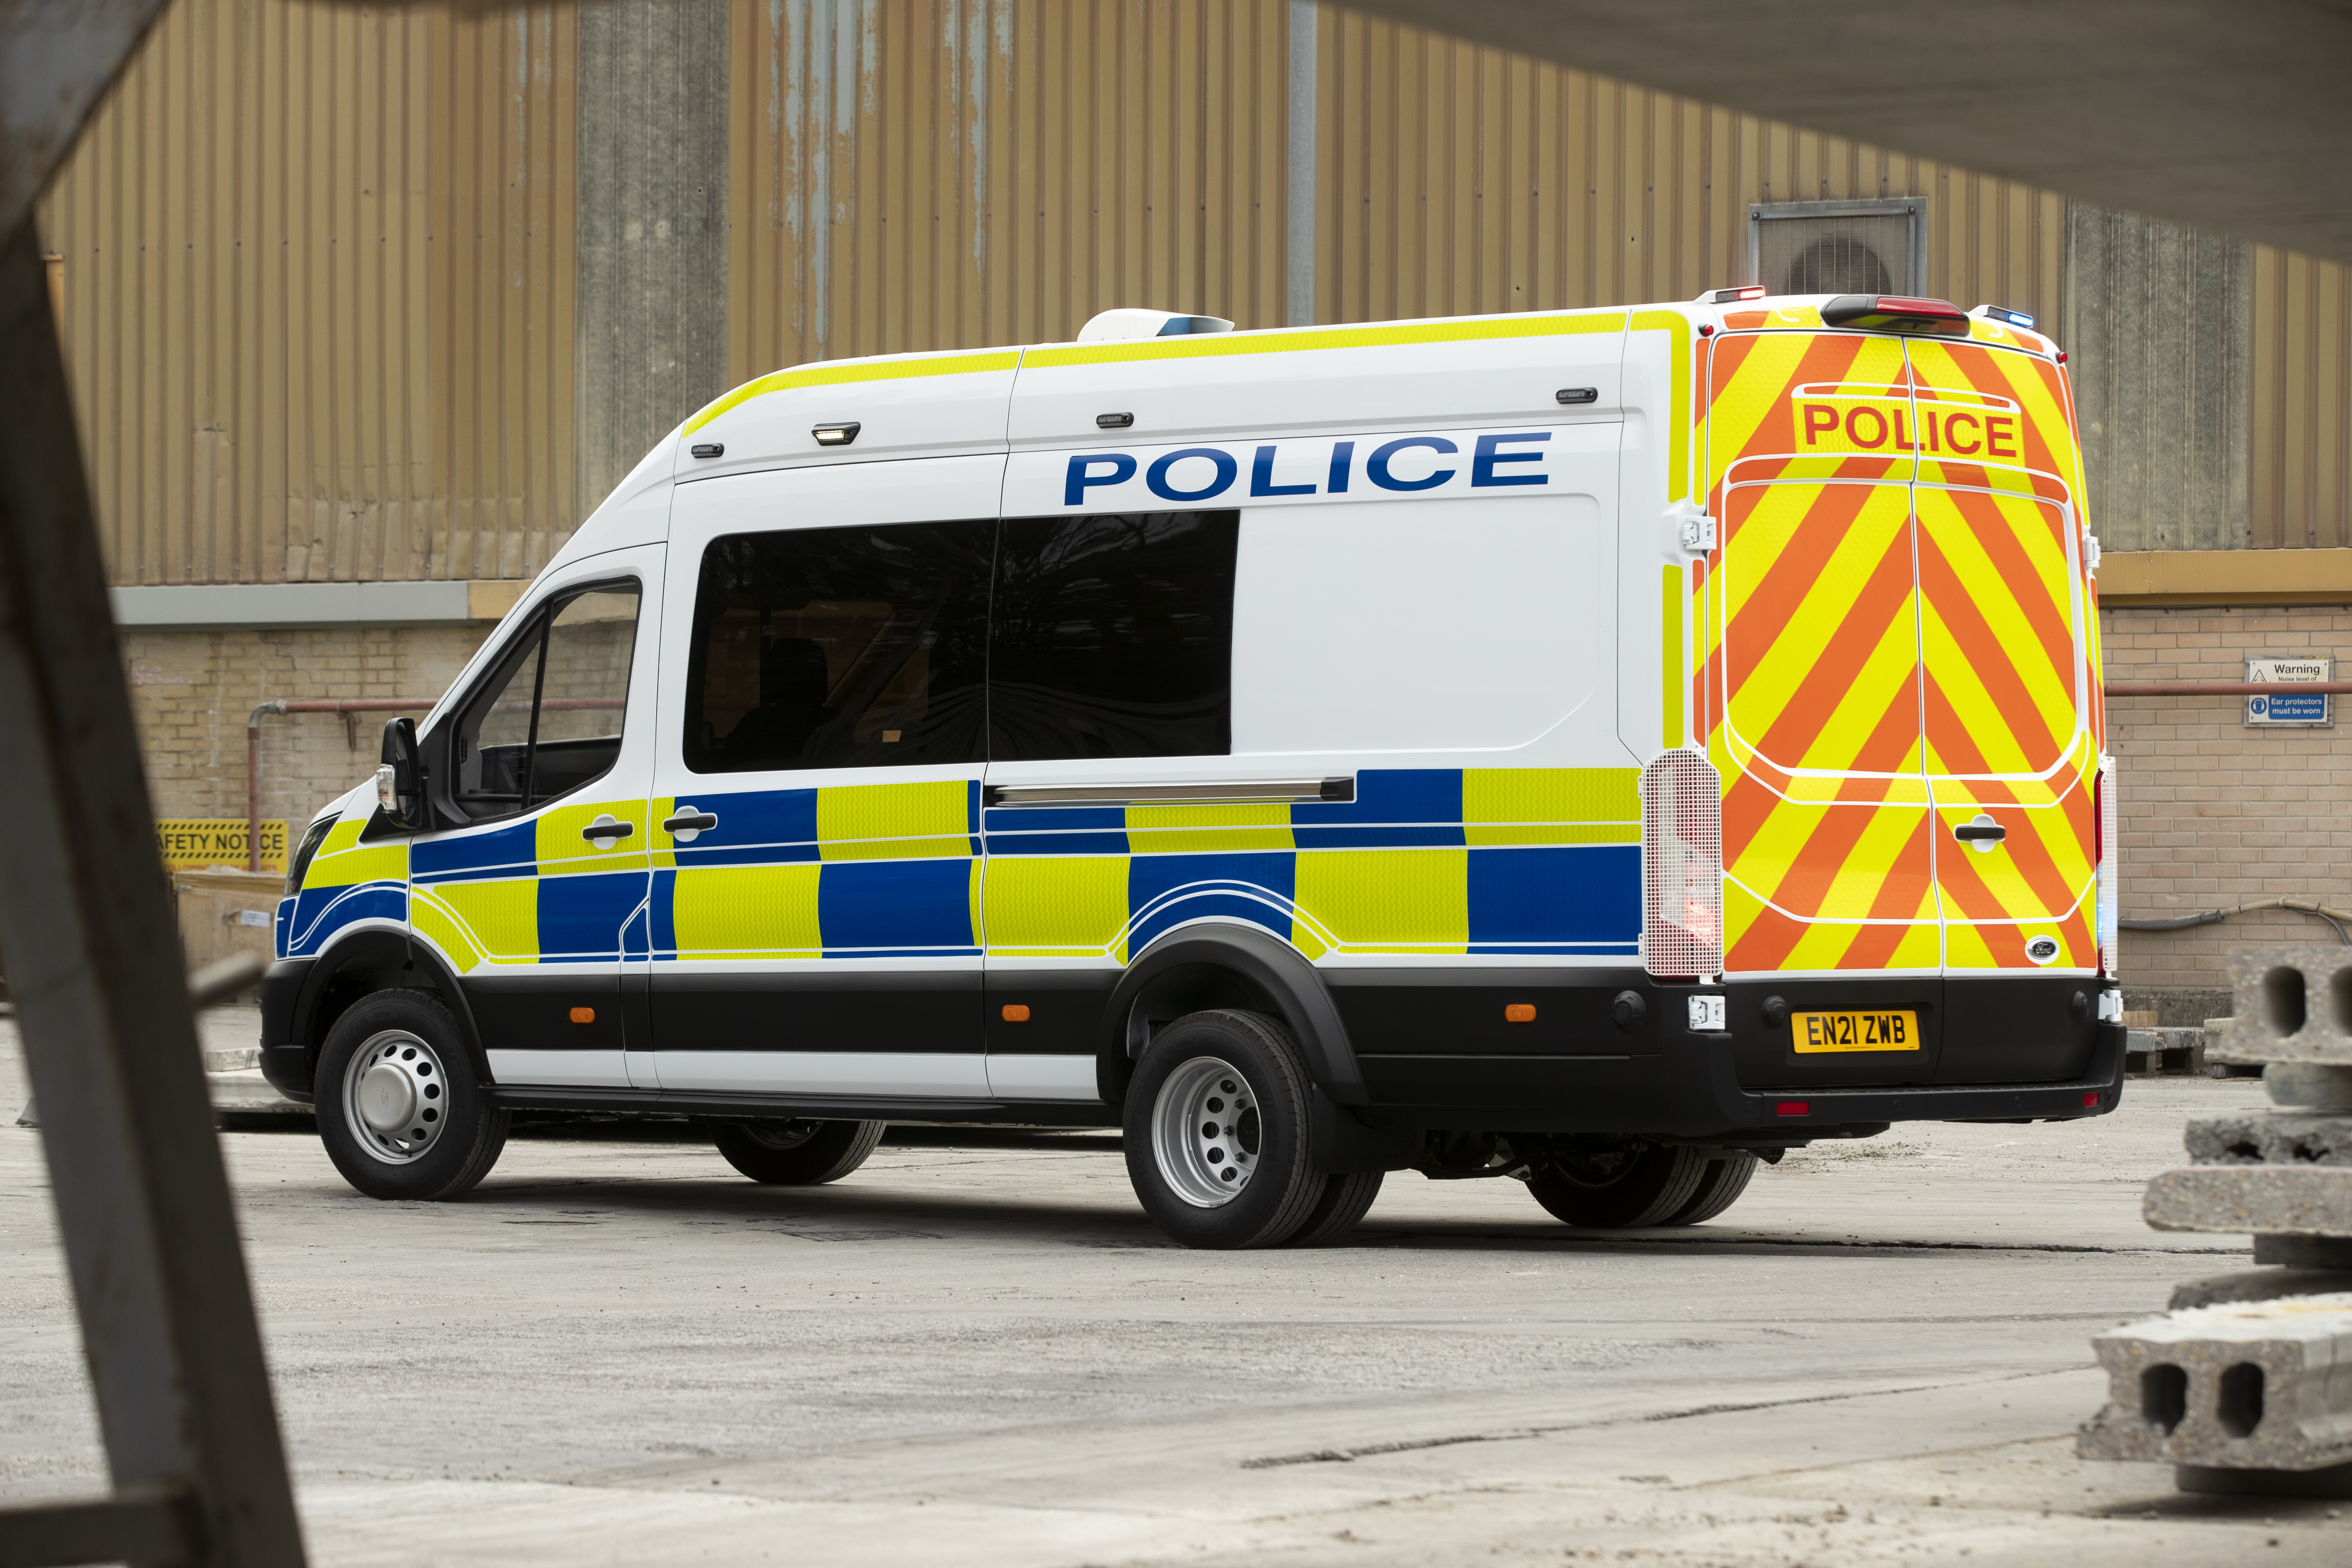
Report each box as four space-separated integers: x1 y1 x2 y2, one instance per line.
1820 294 1971 336
2095 760 2117 978
1643 750 1724 980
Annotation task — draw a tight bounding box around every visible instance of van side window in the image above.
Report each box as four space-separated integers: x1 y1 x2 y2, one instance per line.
990 510 1239 761
451 584 640 819
683 521 992 773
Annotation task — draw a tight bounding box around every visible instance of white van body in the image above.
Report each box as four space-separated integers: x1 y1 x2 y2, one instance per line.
266 297 2124 1244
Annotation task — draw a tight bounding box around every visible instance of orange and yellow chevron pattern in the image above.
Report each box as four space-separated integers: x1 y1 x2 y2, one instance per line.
1695 321 2100 975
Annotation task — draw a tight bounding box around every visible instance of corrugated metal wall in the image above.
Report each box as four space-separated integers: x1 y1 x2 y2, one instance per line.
725 0 1286 384
1311 15 2065 328
2251 248 2352 548
39 0 576 587
38 0 2352 585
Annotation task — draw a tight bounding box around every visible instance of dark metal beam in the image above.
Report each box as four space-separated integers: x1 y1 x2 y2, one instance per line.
0 207 305 1565
1337 0 2352 266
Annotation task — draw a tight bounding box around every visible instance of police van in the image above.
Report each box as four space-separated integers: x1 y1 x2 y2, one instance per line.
261 289 2125 1249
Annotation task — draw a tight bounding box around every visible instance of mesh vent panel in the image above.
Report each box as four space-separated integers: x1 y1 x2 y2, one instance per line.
1757 213 1908 295
1644 749 1724 979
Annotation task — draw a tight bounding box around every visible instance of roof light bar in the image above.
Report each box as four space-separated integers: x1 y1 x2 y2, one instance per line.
1706 285 1768 304
1820 294 1970 337
1974 304 2037 329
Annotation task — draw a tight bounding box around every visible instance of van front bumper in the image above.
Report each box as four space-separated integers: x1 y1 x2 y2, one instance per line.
258 957 316 1103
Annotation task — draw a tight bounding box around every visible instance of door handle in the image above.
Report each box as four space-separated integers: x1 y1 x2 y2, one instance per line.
663 808 719 842
581 817 634 843
1953 814 2005 850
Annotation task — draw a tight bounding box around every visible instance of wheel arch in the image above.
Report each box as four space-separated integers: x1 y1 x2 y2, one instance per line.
292 927 489 1084
1099 922 1367 1107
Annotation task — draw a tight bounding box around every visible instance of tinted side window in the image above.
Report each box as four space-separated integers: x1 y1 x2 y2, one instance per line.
683 521 991 773
990 511 1239 761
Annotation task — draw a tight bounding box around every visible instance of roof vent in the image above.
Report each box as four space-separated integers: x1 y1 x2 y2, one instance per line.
1075 308 1235 343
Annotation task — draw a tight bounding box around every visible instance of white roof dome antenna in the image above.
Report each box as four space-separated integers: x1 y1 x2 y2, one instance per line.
1075 308 1236 344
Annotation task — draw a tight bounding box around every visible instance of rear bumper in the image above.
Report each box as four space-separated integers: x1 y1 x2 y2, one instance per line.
1342 971 2124 1139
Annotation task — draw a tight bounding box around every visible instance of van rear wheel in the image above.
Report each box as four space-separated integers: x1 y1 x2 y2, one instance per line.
1123 1010 1324 1249
1525 1137 1708 1229
1662 1151 1760 1226
713 1119 885 1185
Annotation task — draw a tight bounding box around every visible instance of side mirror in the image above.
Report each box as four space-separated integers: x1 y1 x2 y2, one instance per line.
377 717 426 830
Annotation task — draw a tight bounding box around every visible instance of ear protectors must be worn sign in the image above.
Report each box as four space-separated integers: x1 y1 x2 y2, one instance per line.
2244 657 2332 728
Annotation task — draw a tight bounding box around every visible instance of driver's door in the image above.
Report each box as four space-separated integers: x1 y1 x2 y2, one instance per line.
406 546 661 1088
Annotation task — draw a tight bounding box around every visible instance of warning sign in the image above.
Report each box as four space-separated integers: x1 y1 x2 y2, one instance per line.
2245 656 2333 728
155 819 288 874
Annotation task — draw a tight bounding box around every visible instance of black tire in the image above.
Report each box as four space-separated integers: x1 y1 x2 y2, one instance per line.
1662 1151 1760 1226
1525 1137 1709 1229
713 1119 884 1185
1123 1009 1324 1250
316 989 508 1201
1284 1171 1385 1248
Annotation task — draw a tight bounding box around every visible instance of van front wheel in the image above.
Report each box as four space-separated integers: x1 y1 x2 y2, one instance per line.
316 990 508 1201
1123 1010 1324 1249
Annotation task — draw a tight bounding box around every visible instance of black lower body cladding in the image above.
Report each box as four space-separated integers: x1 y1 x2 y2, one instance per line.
257 956 316 1099
1337 970 2121 1139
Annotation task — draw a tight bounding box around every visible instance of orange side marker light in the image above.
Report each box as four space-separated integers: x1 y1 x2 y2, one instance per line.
1001 1004 1031 1023
1504 1003 1537 1023
569 1006 595 1024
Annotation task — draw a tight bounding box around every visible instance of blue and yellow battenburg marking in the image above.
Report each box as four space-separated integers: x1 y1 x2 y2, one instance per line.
276 815 407 959
407 798 652 972
312 770 1640 972
981 768 1640 963
652 779 982 961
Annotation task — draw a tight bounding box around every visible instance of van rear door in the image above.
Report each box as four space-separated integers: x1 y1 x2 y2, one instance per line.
1705 329 1940 977
1907 338 2096 975
1703 317 2095 982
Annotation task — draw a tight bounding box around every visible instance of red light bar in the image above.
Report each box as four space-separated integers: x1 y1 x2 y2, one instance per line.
1710 285 1767 304
1820 293 1970 336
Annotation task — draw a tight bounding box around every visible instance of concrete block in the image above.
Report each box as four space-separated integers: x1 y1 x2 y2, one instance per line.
2145 1165 2352 1236
2267 1062 2352 1108
2217 946 2352 1065
2078 1294 2352 1471
2128 1027 2208 1077
2184 1109 2352 1166
2169 1268 2352 1310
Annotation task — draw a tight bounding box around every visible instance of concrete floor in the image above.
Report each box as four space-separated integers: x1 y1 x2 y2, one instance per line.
5 1021 2350 1565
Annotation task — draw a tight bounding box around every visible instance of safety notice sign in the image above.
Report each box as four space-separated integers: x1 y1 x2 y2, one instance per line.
2245 655 2332 727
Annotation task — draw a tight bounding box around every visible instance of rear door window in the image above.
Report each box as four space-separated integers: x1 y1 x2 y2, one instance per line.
989 510 1240 761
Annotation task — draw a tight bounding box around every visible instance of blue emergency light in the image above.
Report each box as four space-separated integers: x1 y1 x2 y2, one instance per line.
1978 305 2036 329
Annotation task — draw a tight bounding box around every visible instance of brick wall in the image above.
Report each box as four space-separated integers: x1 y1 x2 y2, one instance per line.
125 626 493 830
2102 604 2352 1010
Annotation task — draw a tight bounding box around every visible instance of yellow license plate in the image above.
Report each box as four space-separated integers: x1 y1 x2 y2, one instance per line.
1792 1010 1921 1053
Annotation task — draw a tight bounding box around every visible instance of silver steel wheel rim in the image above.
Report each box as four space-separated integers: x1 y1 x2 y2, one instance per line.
1152 1055 1261 1208
343 1029 452 1165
